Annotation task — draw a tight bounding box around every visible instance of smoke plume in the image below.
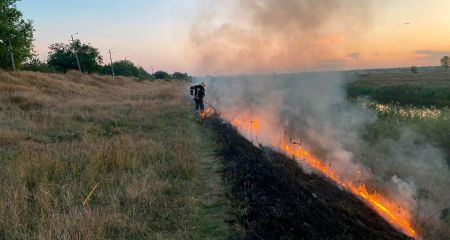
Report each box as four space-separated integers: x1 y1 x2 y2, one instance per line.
201 73 450 238
190 0 373 75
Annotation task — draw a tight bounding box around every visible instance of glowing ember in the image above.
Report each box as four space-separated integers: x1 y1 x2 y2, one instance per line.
226 113 418 239
199 108 216 119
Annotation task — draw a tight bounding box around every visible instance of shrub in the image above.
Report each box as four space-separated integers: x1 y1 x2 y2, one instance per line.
153 71 170 80
172 72 192 81
21 58 56 73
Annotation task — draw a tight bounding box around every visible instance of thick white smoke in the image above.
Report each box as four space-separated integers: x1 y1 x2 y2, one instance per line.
199 73 450 238
189 0 373 75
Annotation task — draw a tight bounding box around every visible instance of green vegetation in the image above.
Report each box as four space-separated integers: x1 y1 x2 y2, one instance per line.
347 70 450 164
347 71 450 106
410 66 418 74
101 60 153 80
21 57 56 73
441 56 449 71
153 70 171 80
48 40 103 73
0 71 228 239
362 102 450 165
172 72 193 81
0 0 34 70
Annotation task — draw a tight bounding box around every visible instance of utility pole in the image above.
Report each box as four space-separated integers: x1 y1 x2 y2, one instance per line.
108 49 115 77
7 37 15 71
70 33 82 72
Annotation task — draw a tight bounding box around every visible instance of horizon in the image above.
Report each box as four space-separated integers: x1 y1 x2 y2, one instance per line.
18 0 450 75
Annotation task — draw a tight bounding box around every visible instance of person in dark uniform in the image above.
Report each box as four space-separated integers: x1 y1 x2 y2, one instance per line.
190 83 206 113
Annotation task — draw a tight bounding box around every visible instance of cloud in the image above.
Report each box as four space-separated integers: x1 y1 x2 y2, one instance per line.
414 50 450 58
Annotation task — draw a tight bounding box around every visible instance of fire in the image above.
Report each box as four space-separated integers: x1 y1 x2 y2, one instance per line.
226 113 418 239
199 108 216 120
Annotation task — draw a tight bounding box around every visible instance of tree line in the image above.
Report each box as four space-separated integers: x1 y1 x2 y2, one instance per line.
0 0 192 80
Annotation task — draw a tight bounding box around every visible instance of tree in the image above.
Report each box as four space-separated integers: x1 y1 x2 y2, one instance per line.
47 40 103 73
441 56 449 71
172 72 192 81
153 70 170 80
101 60 152 79
410 66 418 74
0 0 34 70
22 57 55 72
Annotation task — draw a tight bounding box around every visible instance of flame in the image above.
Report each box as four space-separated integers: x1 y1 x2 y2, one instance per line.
199 108 216 119
226 112 417 239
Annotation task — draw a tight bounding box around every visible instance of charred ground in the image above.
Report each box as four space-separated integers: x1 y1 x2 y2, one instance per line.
205 116 412 240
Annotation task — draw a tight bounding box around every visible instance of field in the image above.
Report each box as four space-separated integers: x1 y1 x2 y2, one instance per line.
347 71 450 164
0 71 228 239
0 69 448 239
347 71 450 106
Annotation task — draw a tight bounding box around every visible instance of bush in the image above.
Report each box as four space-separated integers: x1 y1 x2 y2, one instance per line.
172 72 192 81
410 66 418 74
21 58 56 73
153 71 170 80
102 60 153 80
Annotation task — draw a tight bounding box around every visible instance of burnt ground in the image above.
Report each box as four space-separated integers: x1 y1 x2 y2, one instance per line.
205 117 413 240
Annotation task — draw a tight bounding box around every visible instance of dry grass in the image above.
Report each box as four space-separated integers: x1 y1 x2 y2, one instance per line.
0 70 228 239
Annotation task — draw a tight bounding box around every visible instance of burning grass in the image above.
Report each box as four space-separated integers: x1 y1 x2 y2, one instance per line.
0 70 229 239
206 116 412 240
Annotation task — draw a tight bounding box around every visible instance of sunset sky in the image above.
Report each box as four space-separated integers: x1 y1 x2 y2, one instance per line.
18 0 450 75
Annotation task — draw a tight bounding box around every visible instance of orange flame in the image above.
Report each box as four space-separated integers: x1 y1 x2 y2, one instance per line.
199 108 216 119
227 113 417 238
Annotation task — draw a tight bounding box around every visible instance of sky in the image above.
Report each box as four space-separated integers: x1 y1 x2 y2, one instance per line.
17 0 450 75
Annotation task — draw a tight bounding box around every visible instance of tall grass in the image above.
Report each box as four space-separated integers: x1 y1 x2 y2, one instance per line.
347 71 450 106
0 70 227 239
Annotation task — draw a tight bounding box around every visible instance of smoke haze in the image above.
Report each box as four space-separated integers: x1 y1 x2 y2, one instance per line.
190 1 450 237
201 73 450 238
190 0 373 75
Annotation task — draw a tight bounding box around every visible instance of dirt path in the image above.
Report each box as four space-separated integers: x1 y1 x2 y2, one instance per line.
189 120 230 239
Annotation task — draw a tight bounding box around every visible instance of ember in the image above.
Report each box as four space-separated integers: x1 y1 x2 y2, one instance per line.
199 107 216 120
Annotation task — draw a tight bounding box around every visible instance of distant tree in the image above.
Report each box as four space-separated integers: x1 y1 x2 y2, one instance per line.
172 72 192 81
47 40 103 73
21 57 55 72
0 0 34 70
441 56 449 71
410 66 418 74
153 70 170 80
102 60 152 79
136 66 153 80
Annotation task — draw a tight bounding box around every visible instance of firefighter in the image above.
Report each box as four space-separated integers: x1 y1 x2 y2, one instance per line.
190 83 206 113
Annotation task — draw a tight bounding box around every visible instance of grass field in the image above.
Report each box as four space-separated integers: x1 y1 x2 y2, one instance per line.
347 71 450 106
0 71 228 239
347 71 450 165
